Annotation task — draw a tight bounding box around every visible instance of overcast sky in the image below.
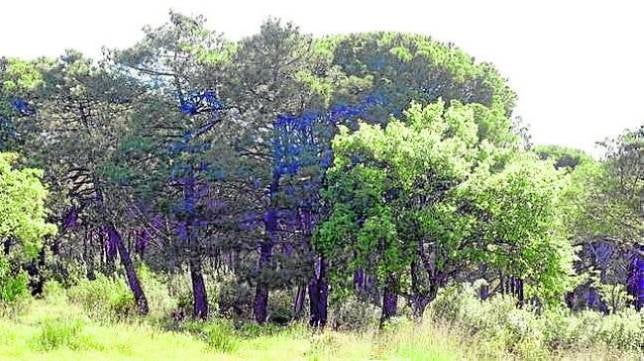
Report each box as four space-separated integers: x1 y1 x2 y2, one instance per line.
1 0 642 155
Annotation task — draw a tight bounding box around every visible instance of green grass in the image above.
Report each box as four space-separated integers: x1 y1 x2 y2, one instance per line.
0 297 639 361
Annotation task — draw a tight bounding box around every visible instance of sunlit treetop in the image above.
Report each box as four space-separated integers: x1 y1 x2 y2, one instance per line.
0 152 57 259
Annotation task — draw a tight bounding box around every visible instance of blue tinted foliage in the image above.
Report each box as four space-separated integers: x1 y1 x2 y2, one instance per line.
272 94 382 179
263 94 383 243
179 89 223 116
11 97 35 116
170 90 226 243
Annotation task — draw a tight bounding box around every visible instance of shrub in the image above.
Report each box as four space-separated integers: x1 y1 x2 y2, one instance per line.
31 317 101 351
430 282 643 359
329 296 380 331
137 266 176 318
0 258 29 305
42 279 65 301
268 289 294 325
66 274 136 321
0 258 29 317
595 308 643 352
184 320 238 353
216 275 254 319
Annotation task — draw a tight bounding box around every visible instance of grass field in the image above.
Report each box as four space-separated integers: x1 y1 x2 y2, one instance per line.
1 294 640 361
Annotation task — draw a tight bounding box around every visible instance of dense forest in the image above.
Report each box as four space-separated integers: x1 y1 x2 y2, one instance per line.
0 12 642 361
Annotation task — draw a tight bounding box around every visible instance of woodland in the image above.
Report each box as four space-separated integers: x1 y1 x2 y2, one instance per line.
0 12 642 361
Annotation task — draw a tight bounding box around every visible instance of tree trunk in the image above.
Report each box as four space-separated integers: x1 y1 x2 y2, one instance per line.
516 278 524 306
253 238 273 324
107 223 149 315
480 284 490 300
308 256 328 328
189 256 208 319
380 274 398 328
254 173 280 324
292 285 306 319
410 261 430 320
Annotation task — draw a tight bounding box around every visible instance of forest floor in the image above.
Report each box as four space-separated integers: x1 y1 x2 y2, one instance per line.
0 297 636 361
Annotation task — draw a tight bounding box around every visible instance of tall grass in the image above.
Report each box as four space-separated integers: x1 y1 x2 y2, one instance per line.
0 279 640 360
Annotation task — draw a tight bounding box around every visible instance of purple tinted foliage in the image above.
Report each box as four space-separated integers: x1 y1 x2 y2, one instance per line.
135 228 150 254
240 211 261 230
62 207 78 230
169 90 226 243
206 199 226 212
272 94 381 179
593 242 614 266
176 221 188 241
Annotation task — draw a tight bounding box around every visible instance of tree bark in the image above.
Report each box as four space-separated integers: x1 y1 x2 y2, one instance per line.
254 173 280 324
308 256 328 328
253 238 273 324
107 223 149 315
292 285 306 319
380 274 398 327
410 261 430 319
189 256 209 319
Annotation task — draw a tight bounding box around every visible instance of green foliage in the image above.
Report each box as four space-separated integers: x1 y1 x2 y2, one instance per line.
595 282 633 314
533 144 592 170
431 282 643 358
267 290 294 325
216 276 254 319
31 317 100 351
461 155 575 303
0 258 28 305
41 279 65 301
183 320 239 353
66 275 136 321
136 266 177 318
568 128 643 243
1 58 44 93
329 296 380 331
0 152 56 259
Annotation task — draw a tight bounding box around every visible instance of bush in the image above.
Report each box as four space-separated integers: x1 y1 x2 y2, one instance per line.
430 282 643 359
184 320 238 353
0 258 29 305
31 317 101 351
66 274 136 321
216 275 254 319
42 279 65 301
329 296 380 331
137 266 176 318
268 289 294 325
595 308 643 352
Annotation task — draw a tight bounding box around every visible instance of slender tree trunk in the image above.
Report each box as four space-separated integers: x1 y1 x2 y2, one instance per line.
308 256 328 328
480 284 490 300
410 261 430 319
380 274 398 328
510 276 516 296
516 278 524 306
293 285 306 319
107 223 149 315
354 269 365 293
254 238 272 324
189 256 208 319
254 173 280 324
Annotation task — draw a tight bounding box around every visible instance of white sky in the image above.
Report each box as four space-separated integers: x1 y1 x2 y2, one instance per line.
1 0 642 155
